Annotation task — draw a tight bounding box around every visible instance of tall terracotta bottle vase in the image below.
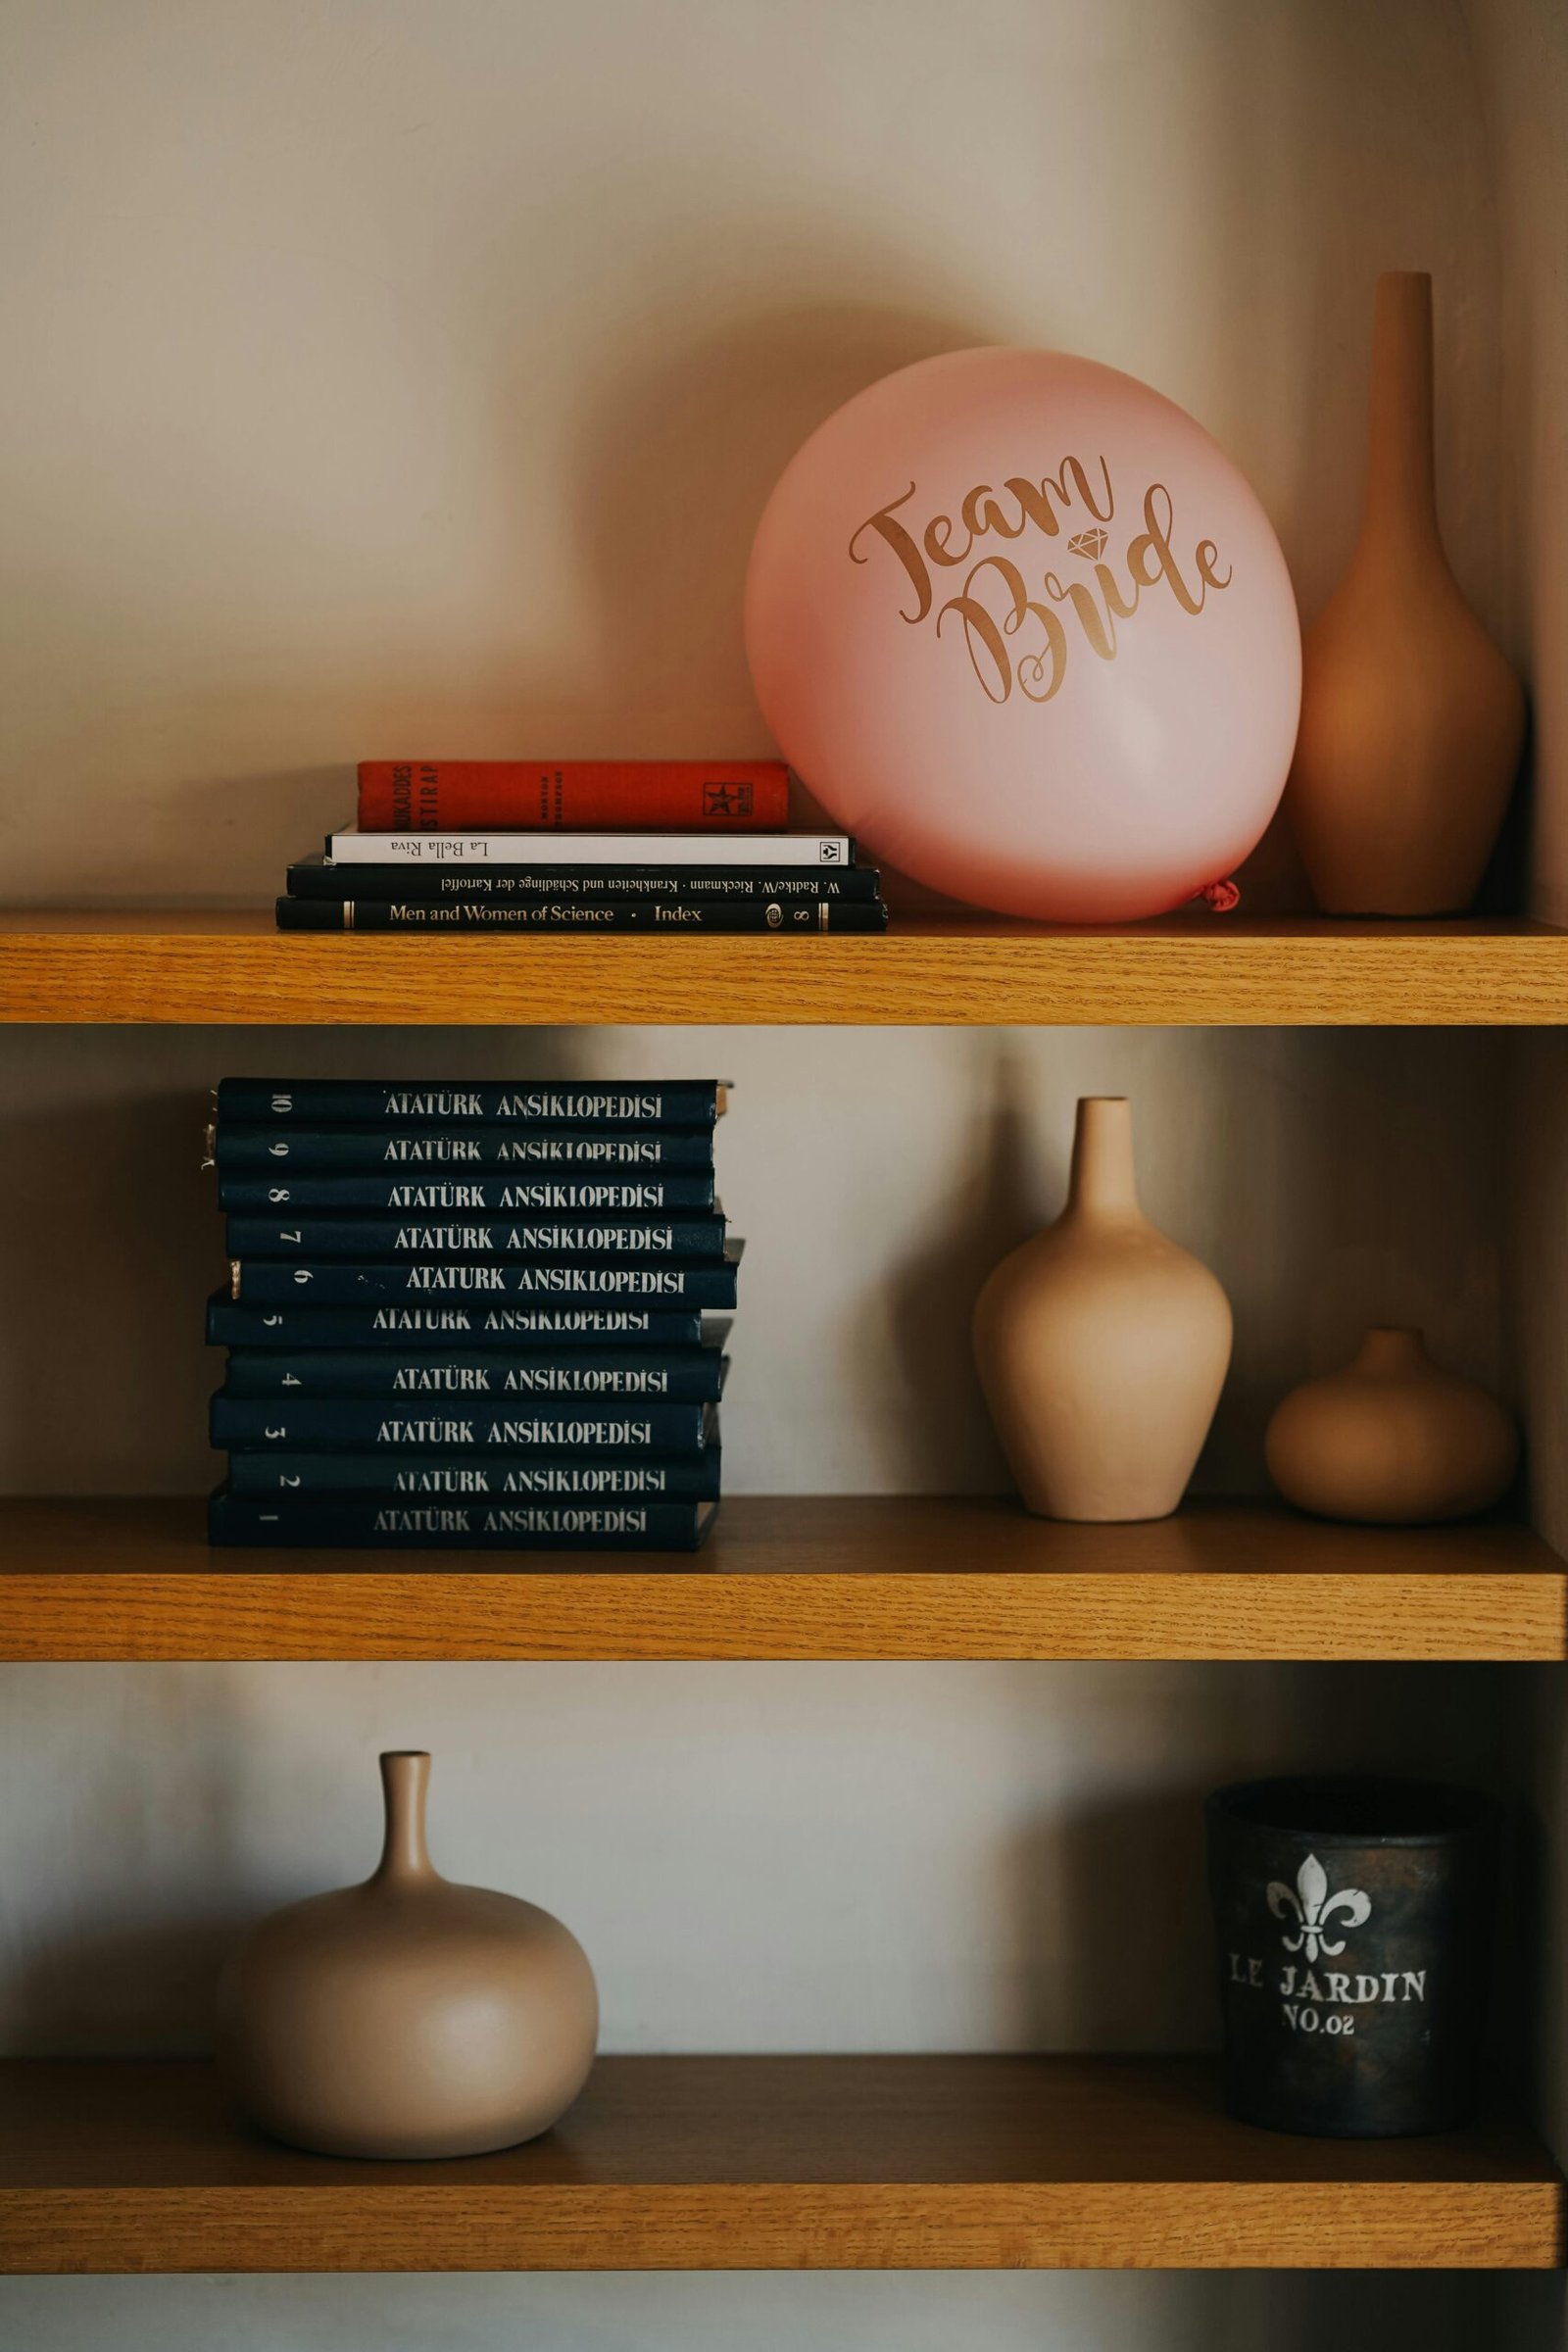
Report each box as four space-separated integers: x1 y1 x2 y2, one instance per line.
972 1097 1232 1521
1287 271 1524 913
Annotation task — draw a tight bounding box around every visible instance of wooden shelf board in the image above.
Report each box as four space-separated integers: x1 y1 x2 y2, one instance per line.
0 1496 1560 1662
2 910 1567 1025
0 2054 1556 2274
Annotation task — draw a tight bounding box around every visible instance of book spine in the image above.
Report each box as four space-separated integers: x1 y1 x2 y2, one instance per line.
217 1172 716 1211
288 861 881 902
324 831 852 869
221 1348 725 1399
224 1449 722 1497
229 1260 741 1306
210 1489 716 1549
279 896 886 932
212 1397 712 1451
215 1080 720 1127
356 760 789 831
205 1297 707 1348
224 1214 728 1261
213 1126 715 1172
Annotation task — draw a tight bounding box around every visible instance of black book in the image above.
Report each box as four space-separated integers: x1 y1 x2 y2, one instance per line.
205 1295 711 1348
216 1078 724 1127
228 1248 742 1308
224 1212 728 1262
216 1171 716 1212
276 896 888 933
209 1487 718 1550
225 1448 722 1497
212 1396 718 1453
288 855 883 903
211 1125 715 1174
222 1346 726 1401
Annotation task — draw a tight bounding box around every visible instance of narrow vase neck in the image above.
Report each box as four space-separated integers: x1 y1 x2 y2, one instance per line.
1065 1098 1141 1221
1359 271 1442 561
374 1750 434 1884
1354 1326 1427 1377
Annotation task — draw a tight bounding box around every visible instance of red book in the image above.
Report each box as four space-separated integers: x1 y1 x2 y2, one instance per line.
358 760 791 832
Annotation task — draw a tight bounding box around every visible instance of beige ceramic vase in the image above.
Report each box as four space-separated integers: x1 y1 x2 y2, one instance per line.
1265 1326 1518 1524
972 1097 1232 1521
218 1750 599 2159
1287 271 1525 913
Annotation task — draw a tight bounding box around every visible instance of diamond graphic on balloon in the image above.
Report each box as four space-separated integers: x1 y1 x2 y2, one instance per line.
1068 527 1109 561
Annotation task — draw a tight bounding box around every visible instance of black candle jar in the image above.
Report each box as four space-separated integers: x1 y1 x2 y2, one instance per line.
1204 1775 1498 2138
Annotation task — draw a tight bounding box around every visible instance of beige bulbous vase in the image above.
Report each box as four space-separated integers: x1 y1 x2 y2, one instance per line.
218 1750 599 2159
972 1097 1232 1521
1265 1326 1518 1525
1287 270 1525 914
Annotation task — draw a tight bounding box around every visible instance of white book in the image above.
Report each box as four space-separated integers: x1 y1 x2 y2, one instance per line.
326 827 855 868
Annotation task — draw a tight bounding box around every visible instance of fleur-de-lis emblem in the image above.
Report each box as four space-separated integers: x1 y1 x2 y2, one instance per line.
1266 1853 1371 1962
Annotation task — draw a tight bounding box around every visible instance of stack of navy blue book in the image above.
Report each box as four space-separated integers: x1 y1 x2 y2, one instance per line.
204 1076 735 1552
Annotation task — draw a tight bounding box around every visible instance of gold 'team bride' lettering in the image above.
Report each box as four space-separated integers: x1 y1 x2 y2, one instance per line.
848 460 1231 705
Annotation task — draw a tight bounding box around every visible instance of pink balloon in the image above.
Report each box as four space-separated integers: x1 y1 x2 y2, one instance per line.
745 348 1301 921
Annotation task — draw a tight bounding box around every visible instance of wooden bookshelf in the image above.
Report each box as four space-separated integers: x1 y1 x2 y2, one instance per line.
0 2053 1555 2274
0 1495 1559 1662
2 909 1567 1025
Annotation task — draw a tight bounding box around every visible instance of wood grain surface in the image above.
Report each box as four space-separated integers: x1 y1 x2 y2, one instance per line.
0 1495 1560 1661
0 2054 1556 2274
2 910 1567 1025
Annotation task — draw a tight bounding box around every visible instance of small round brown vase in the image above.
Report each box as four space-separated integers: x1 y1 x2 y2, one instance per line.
972 1097 1232 1521
1265 1327 1518 1524
218 1751 598 2159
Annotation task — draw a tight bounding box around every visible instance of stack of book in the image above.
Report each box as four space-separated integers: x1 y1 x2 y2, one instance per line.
272 760 889 933
204 1076 737 1552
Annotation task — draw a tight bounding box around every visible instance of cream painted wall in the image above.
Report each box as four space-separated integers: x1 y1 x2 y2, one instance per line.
0 0 1504 906
0 1655 1514 2060
0 1 1541 2345
6 2272 1560 2352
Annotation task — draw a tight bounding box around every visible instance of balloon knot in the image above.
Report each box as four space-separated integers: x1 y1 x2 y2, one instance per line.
1198 877 1241 912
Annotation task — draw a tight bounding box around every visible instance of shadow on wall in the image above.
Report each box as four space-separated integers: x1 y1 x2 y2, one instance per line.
11 1909 248 2058
567 290 988 745
1202 1025 1509 1489
0 1029 600 1493
0 1090 218 1492
565 279 1002 914
1228 2275 1564 2352
856 1043 1054 1494
994 1659 1526 2061
151 271 1001 907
